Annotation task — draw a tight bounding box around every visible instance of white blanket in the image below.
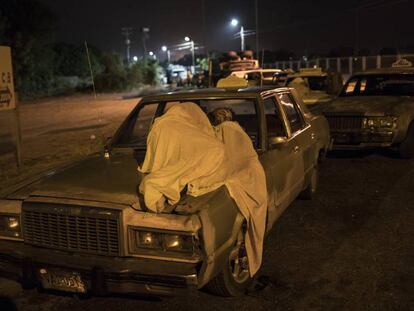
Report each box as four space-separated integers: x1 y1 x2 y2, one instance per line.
139 102 267 276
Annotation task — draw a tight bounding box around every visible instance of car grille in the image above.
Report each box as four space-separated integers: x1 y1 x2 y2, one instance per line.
22 203 120 256
326 116 364 130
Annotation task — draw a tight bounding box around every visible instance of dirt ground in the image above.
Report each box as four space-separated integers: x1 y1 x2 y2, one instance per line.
0 95 413 311
0 93 138 191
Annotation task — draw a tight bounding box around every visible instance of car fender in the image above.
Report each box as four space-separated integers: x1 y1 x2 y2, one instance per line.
195 186 244 288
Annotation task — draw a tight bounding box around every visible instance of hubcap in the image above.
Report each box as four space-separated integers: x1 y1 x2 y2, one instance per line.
229 230 250 283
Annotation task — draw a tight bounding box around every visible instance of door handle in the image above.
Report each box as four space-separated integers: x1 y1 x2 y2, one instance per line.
293 146 300 153
311 133 316 140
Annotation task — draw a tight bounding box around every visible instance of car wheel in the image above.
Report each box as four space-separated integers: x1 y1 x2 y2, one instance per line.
205 225 252 296
398 123 414 159
299 165 318 200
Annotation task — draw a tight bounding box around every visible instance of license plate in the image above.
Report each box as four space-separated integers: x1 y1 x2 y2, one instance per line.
39 268 87 293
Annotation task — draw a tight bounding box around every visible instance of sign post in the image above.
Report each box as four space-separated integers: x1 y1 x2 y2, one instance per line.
0 46 22 167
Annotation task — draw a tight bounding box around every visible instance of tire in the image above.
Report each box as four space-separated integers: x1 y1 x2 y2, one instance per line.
398 123 414 159
299 165 318 200
205 226 252 297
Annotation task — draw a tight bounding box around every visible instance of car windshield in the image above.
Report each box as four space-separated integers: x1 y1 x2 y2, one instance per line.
340 74 414 97
112 98 258 148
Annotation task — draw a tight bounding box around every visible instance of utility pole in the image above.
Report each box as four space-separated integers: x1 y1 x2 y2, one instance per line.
191 40 195 72
240 26 245 52
255 0 259 56
142 27 150 59
121 27 132 64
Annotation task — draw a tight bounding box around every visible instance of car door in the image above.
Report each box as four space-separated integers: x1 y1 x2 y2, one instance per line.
278 92 311 197
260 94 301 231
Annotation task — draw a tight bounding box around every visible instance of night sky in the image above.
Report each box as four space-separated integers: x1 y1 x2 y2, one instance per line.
38 0 414 59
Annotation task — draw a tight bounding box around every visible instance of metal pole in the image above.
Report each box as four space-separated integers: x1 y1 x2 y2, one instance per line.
142 37 147 59
167 50 171 63
191 41 195 73
85 41 97 99
240 26 245 51
14 94 22 169
376 55 381 69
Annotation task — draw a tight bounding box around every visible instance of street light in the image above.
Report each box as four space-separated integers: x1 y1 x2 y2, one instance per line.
132 56 138 62
149 51 154 56
230 19 245 51
161 45 170 62
184 36 195 73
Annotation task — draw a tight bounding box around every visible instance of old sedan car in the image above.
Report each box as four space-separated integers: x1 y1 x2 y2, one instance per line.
230 69 287 87
320 59 414 158
286 68 343 106
0 86 330 297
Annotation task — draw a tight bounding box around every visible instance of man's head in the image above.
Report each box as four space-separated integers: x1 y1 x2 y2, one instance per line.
209 108 234 126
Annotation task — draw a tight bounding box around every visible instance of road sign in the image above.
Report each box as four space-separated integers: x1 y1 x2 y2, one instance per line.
0 46 16 111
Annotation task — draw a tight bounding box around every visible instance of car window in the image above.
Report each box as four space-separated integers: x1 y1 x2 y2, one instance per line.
278 93 306 134
340 74 414 96
199 99 260 147
344 77 358 94
113 103 159 147
263 96 287 138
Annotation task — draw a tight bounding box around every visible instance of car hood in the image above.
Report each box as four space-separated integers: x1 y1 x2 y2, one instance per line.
320 95 414 116
5 150 146 205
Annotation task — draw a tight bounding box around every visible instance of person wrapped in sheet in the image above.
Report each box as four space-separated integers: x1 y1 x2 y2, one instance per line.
138 102 267 276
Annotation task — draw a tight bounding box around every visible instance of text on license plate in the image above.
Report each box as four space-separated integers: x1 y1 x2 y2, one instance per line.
39 268 87 293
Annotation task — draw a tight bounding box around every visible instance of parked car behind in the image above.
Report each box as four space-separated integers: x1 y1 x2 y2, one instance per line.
0 85 330 297
230 69 287 87
286 68 343 106
319 59 414 158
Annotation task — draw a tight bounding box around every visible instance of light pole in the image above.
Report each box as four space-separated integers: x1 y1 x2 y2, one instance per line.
185 36 195 73
230 19 245 51
162 45 171 63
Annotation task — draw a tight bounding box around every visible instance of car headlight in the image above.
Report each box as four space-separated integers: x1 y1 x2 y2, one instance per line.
0 214 22 238
363 116 397 129
129 227 197 255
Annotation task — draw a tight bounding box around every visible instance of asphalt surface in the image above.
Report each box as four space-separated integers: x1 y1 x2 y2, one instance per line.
1 148 413 311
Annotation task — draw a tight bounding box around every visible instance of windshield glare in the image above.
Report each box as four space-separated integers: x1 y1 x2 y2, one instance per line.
340 74 414 97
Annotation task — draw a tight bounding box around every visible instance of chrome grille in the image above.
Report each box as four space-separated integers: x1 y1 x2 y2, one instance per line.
22 203 120 256
326 116 364 130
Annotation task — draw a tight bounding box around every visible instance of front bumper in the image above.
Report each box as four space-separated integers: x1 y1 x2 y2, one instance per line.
0 240 198 296
331 130 394 149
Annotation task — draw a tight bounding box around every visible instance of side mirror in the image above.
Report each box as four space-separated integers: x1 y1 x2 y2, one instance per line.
269 136 288 146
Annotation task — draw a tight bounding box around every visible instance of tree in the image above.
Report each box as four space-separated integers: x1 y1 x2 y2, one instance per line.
0 0 57 96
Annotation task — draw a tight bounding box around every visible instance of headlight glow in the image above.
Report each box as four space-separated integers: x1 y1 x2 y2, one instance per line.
364 116 397 129
0 214 22 238
130 228 197 255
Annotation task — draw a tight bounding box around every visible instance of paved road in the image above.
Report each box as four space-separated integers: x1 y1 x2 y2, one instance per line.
1 149 413 311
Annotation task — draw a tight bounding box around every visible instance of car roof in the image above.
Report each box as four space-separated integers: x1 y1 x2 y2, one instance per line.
353 67 414 76
231 69 282 74
141 87 291 102
288 72 328 78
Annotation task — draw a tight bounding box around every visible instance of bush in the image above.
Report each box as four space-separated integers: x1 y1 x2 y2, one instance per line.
94 53 127 91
